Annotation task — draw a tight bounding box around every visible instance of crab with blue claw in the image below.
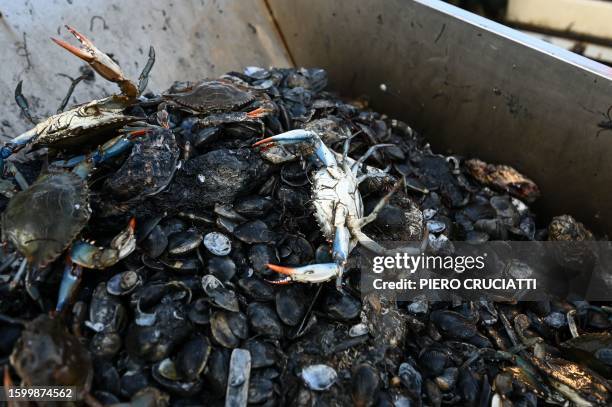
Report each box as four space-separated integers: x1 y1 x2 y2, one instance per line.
0 25 155 174
253 129 428 289
1 130 151 312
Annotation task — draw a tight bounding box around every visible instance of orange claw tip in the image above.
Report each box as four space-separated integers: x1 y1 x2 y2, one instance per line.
51 37 93 61
129 128 150 137
252 137 274 147
3 365 13 389
64 25 91 44
247 106 273 118
266 263 295 276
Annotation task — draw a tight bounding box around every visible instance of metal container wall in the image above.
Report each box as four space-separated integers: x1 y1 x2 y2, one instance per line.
0 0 291 136
267 0 612 235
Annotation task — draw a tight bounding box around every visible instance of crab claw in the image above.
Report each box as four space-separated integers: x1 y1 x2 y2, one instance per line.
265 262 340 284
52 25 137 97
252 129 316 148
246 106 273 119
253 129 337 166
70 218 136 269
56 257 83 313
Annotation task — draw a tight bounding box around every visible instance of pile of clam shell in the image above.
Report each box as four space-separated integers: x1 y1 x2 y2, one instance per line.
1 66 611 407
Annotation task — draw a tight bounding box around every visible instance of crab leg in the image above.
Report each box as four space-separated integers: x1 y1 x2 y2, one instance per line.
253 129 337 167
8 258 27 291
349 177 429 254
138 46 156 95
351 144 395 173
356 178 405 228
3 162 29 191
70 218 136 269
58 128 150 170
14 80 38 125
56 71 91 113
267 206 350 289
56 257 83 312
93 128 150 163
194 106 275 129
351 227 429 256
25 267 43 309
0 127 38 175
52 25 138 99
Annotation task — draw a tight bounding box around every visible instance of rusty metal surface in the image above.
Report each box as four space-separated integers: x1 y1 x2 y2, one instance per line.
0 0 291 139
267 0 612 234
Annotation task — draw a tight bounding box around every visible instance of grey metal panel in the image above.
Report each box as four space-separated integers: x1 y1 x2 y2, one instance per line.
267 0 612 234
0 0 291 138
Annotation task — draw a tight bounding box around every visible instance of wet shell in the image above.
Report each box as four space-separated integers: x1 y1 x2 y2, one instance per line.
104 128 179 201
203 232 232 256
248 376 275 404
275 285 308 326
352 364 380 407
163 80 255 114
301 364 337 391
88 282 126 332
237 278 276 301
202 275 240 312
151 358 203 397
176 336 211 381
107 270 142 296
243 339 277 369
247 302 283 338
2 172 90 268
10 315 93 391
141 225 168 258
210 311 248 349
167 230 202 255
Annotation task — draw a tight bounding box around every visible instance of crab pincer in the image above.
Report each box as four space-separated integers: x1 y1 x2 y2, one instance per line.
52 25 138 98
253 129 337 166
70 218 137 270
54 217 137 313
246 106 274 119
265 263 342 285
0 26 155 176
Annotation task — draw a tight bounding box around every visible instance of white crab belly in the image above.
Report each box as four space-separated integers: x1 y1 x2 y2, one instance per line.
312 168 363 240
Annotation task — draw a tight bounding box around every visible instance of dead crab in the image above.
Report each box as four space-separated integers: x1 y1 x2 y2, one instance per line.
6 315 96 404
1 131 150 311
253 129 428 289
157 79 273 128
0 25 155 173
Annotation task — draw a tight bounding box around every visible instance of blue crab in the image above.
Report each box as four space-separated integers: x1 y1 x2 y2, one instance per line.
1 130 150 311
253 129 428 289
156 80 274 129
8 315 94 402
0 25 155 173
